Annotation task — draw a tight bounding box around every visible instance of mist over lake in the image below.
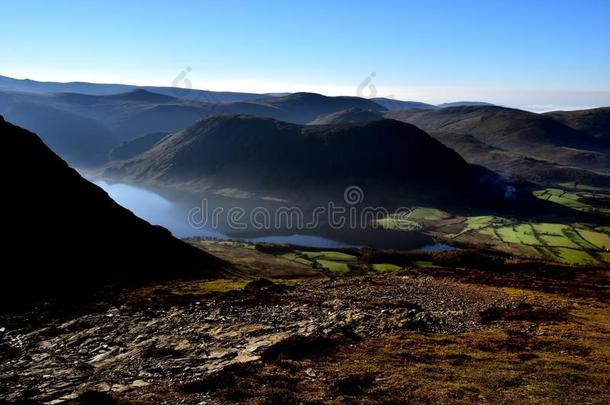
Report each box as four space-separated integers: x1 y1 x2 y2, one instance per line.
93 179 447 251
93 180 361 248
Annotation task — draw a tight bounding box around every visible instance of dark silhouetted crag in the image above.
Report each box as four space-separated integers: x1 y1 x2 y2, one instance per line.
0 116 233 310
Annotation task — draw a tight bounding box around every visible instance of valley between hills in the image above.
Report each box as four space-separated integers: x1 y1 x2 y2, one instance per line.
0 75 609 404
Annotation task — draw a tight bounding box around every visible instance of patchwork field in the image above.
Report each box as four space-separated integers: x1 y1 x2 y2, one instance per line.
375 207 452 231
281 250 358 274
455 221 610 265
533 187 610 215
372 188 610 266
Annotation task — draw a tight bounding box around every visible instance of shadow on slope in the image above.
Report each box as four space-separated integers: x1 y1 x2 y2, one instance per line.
0 116 236 310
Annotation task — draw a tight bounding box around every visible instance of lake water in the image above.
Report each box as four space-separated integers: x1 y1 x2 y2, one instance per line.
95 180 227 239
94 180 355 247
416 244 461 252
94 180 458 251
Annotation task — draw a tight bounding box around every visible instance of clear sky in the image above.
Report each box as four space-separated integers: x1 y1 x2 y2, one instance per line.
1 0 609 111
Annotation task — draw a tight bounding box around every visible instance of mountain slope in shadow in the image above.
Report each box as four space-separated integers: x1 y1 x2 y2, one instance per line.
109 131 170 161
544 107 610 147
105 115 509 207
228 92 387 124
309 108 384 125
0 93 118 166
0 116 234 310
0 90 389 166
432 132 610 187
386 106 610 172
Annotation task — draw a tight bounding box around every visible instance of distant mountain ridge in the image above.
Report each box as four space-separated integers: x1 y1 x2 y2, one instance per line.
0 89 389 165
0 74 268 103
371 97 438 111
386 105 610 172
437 101 495 108
309 108 384 125
544 107 610 146
248 92 386 124
432 132 610 187
0 75 498 111
1 74 608 181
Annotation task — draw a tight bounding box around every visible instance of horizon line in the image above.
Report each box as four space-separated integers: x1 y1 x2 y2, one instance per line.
1 73 609 114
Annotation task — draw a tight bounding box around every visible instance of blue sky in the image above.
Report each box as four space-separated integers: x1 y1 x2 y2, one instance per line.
1 0 609 110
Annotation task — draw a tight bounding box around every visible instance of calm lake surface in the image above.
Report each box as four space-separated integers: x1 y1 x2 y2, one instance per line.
95 180 227 239
94 180 458 251
94 180 354 246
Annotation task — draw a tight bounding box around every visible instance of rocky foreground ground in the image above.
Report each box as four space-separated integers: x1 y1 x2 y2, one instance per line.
1 268 609 404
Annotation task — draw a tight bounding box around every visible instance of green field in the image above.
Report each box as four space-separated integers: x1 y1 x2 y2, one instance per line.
375 215 421 231
451 216 610 266
283 197 610 268
533 188 610 214
280 253 313 266
598 252 610 263
376 207 451 231
281 250 356 274
531 223 568 234
376 204 610 266
216 240 256 249
371 263 402 272
549 247 599 266
539 234 580 249
562 228 599 250
578 229 610 250
301 251 357 261
495 224 539 245
317 259 350 274
456 215 509 236
412 260 440 268
533 188 586 209
406 207 451 221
